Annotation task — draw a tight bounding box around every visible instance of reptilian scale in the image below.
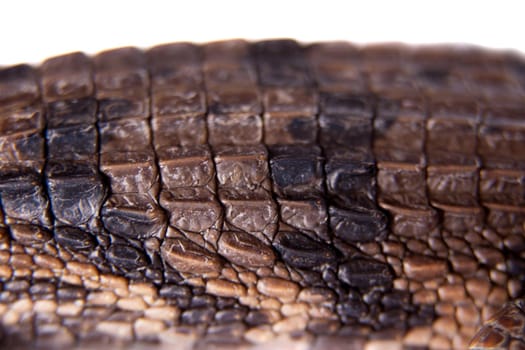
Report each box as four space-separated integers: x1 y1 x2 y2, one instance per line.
0 40 524 350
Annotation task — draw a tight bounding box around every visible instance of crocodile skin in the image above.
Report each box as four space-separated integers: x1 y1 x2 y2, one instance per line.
0 40 524 350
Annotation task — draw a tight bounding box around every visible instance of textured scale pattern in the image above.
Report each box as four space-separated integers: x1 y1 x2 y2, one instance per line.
0 40 524 349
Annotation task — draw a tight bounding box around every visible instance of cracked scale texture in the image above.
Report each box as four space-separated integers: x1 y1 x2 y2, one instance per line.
0 40 524 350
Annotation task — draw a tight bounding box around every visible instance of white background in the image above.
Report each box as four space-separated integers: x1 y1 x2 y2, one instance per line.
1 0 524 65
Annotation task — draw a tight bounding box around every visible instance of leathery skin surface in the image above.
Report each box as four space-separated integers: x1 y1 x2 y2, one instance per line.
0 40 524 349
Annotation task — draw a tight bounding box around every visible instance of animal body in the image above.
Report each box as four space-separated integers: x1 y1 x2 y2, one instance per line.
0 40 524 349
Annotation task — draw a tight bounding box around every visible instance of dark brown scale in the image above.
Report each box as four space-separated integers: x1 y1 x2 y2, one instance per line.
269 145 324 199
101 193 166 240
106 244 149 271
273 231 337 269
0 40 523 350
46 161 106 228
0 168 51 227
0 64 39 110
9 224 52 246
217 230 275 267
